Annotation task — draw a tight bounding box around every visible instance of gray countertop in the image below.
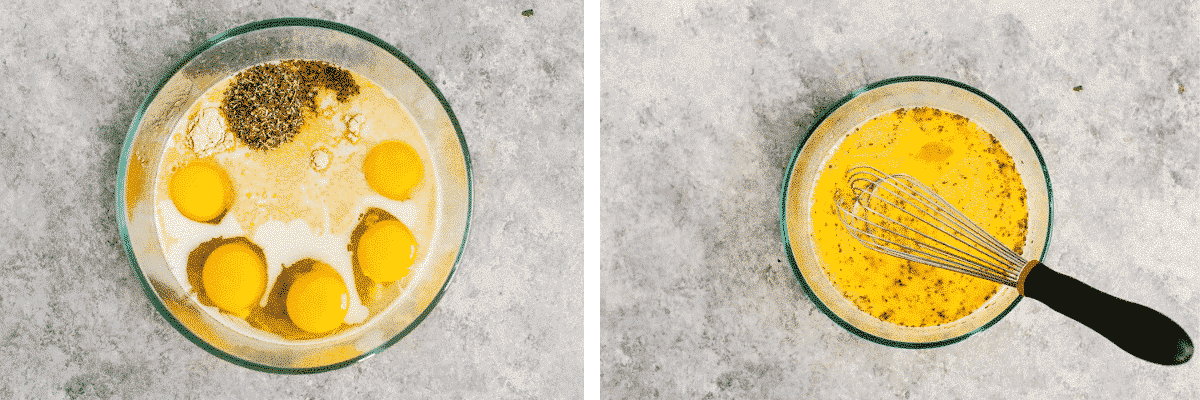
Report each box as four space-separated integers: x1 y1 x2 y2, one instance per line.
603 0 1200 398
0 1 581 398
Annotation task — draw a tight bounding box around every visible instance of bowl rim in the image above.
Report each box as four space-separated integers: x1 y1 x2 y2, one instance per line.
778 75 1054 349
115 17 473 373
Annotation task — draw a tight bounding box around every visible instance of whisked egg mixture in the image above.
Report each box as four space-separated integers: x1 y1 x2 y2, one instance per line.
810 107 1028 328
153 60 439 342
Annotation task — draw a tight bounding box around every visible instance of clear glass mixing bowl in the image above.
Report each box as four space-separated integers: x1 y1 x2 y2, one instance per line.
116 18 471 373
780 76 1052 348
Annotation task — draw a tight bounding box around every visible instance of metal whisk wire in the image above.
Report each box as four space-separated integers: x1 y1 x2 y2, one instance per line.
834 165 1026 287
832 166 1195 366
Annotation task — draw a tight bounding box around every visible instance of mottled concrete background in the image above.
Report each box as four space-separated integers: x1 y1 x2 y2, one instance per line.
0 0 581 398
603 0 1200 398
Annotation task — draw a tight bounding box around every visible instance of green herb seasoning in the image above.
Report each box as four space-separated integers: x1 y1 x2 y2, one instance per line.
222 60 360 150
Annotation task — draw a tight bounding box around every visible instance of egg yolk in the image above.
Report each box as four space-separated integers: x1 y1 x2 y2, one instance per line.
363 140 424 201
169 159 234 223
356 219 418 283
286 265 349 334
202 242 267 317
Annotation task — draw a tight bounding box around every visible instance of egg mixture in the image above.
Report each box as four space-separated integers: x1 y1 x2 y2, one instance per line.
153 60 438 342
810 107 1028 328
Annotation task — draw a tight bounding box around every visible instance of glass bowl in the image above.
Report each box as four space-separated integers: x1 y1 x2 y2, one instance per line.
780 76 1052 348
116 18 471 373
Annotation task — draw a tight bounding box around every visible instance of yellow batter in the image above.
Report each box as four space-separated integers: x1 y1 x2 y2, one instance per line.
810 107 1028 327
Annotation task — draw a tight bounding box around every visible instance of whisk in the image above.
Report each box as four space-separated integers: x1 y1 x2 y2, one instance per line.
835 165 1193 365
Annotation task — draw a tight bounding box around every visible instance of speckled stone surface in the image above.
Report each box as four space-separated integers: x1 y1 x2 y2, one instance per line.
0 1 581 398
603 0 1200 398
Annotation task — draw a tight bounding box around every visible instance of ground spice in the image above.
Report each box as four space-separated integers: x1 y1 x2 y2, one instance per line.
222 60 360 150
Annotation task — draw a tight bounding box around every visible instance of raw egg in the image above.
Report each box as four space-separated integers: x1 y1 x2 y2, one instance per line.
356 219 417 283
363 140 423 201
286 264 350 334
202 241 267 317
169 159 234 223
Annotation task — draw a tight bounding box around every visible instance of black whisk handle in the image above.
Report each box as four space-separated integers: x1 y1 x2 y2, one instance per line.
1021 262 1193 365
